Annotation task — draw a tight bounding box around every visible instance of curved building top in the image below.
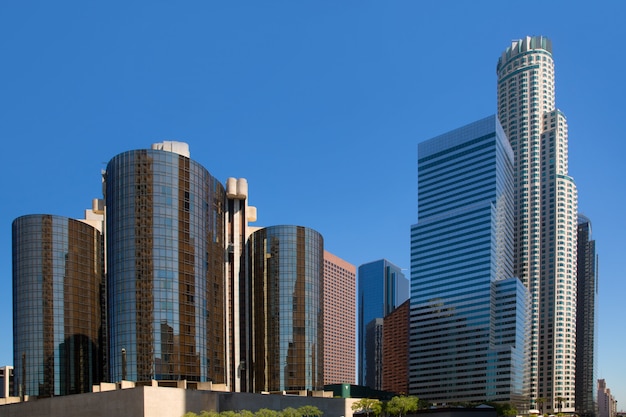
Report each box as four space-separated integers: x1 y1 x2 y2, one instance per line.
497 35 552 72
151 140 190 158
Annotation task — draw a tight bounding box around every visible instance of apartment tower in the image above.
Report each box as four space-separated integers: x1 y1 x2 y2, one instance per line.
409 116 528 408
497 36 578 412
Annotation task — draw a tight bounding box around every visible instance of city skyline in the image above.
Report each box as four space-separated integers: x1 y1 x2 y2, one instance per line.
1 1 625 407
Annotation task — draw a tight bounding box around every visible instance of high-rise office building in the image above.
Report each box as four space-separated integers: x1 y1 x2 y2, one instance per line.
12 214 104 397
576 215 598 417
497 36 578 412
323 251 356 386
597 379 616 417
382 300 409 395
357 259 408 388
247 225 324 392
104 142 226 383
409 116 528 408
364 318 383 391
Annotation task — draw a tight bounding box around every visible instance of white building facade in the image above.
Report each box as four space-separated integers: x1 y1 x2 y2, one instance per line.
497 36 578 413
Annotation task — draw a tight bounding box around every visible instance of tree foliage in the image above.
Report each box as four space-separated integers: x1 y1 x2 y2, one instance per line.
184 406 321 417
280 407 301 417
297 405 322 417
386 396 419 417
255 409 279 417
351 398 383 417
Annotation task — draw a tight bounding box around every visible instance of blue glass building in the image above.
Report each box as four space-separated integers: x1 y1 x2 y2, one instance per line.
247 225 324 392
409 116 529 408
12 215 104 397
105 144 225 383
357 259 408 388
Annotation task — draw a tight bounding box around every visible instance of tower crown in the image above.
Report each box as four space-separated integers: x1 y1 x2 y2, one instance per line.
497 35 552 72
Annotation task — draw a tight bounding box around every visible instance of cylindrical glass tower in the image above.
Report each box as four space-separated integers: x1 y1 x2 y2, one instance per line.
12 215 104 397
105 146 225 383
247 225 324 392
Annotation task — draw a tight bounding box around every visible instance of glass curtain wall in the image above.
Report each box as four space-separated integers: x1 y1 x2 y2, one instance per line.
12 215 104 397
105 148 225 383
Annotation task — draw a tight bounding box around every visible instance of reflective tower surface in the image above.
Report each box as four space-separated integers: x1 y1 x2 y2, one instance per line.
497 36 578 412
105 142 226 383
576 215 598 417
409 116 528 408
357 259 408 388
12 215 104 397
247 225 324 392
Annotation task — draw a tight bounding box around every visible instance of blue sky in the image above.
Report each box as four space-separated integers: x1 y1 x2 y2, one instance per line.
1 0 624 405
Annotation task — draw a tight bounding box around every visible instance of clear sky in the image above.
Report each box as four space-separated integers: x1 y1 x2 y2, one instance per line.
1 0 624 406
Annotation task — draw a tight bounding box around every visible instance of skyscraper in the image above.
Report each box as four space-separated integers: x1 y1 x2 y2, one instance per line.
248 226 324 392
409 116 528 408
104 142 226 383
382 300 409 395
246 225 324 392
323 251 356 386
576 215 598 417
12 214 104 397
357 259 408 388
597 379 616 417
497 36 578 412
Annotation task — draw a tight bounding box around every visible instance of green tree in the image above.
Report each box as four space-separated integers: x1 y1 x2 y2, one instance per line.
555 396 565 415
281 407 302 417
351 399 383 417
386 396 420 417
256 409 280 417
297 405 323 417
534 397 546 415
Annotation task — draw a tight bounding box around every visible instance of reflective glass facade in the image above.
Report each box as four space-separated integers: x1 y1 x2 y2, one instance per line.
409 116 528 407
494 277 530 408
105 148 225 383
357 259 408 387
247 225 324 392
12 215 104 397
576 215 598 417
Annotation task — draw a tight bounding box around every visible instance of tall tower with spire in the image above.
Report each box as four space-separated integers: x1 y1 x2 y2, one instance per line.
497 36 578 413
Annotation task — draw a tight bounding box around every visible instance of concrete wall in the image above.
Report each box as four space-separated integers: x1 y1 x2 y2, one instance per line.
0 387 145 417
0 386 353 417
